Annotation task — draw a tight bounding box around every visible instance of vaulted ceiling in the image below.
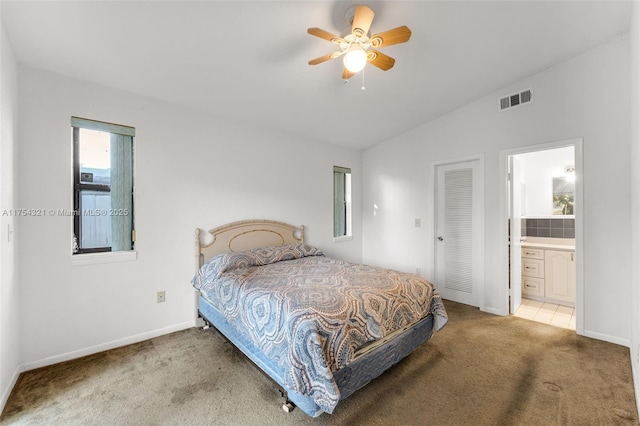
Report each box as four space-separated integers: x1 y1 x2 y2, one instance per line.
1 1 632 150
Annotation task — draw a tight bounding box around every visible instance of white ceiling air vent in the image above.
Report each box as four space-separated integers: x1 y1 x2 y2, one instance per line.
500 89 533 111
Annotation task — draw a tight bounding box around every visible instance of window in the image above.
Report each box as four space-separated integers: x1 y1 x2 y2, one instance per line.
333 166 352 240
71 117 134 254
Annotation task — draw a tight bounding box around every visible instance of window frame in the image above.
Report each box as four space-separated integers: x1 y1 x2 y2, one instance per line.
333 165 352 241
71 117 135 255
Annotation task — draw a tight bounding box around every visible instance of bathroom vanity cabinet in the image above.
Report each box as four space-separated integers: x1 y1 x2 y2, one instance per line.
522 243 575 306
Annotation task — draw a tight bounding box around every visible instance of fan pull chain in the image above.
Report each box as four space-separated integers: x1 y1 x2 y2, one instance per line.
361 68 366 91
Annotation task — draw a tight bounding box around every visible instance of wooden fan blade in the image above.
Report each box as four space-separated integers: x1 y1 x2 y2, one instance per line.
351 5 375 38
342 68 355 79
367 50 396 71
370 26 412 48
308 51 343 65
307 27 344 44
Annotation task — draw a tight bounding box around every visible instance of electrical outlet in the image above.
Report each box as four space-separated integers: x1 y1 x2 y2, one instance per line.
416 268 421 275
157 291 165 303
414 218 421 227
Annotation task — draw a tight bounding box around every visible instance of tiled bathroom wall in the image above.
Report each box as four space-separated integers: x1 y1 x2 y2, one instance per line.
521 218 575 238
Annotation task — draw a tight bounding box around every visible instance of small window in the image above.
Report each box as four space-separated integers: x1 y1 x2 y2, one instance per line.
333 166 352 239
71 117 135 254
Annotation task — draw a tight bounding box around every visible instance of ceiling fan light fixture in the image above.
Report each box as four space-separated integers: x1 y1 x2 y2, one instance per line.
343 46 367 73
307 5 411 81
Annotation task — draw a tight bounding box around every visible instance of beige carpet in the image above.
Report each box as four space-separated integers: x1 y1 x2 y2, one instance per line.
1 301 637 425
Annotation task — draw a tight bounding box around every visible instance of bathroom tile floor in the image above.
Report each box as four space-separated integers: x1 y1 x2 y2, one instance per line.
514 297 576 330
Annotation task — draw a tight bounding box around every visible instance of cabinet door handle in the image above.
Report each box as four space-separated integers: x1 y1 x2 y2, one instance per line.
571 253 574 262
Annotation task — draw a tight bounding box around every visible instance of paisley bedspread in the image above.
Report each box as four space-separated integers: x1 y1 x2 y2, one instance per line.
192 243 448 414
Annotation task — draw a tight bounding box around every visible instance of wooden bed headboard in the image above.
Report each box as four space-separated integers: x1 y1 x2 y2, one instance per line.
195 219 304 270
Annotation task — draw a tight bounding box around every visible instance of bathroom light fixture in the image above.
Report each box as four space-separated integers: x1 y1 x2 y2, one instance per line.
564 165 576 182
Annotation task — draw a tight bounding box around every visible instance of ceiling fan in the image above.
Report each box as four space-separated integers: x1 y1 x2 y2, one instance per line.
307 4 412 80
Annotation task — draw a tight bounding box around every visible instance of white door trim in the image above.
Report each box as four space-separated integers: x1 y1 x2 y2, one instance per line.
509 156 523 314
430 154 485 311
498 138 584 335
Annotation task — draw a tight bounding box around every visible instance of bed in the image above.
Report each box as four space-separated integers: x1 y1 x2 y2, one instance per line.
192 219 448 417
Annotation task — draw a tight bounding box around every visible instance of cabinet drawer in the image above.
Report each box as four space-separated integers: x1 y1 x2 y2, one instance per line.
522 276 544 297
521 248 544 259
522 258 544 278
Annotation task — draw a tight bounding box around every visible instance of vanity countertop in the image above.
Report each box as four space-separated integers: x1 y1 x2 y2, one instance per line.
520 237 575 251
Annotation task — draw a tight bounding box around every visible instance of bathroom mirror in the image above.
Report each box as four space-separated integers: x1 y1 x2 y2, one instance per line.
552 177 574 215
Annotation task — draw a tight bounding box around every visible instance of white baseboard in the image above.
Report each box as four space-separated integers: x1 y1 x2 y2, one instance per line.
21 321 195 372
481 306 504 316
582 329 631 348
631 347 640 421
1 364 23 415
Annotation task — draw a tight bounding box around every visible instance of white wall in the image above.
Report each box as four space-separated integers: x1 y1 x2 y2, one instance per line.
362 35 631 345
0 19 20 411
16 67 362 368
515 146 574 217
629 0 640 418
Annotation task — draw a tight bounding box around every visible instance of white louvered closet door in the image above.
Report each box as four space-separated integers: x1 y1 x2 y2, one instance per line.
435 160 484 307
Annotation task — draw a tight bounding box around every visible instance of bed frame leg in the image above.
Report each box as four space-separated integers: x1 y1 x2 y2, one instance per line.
282 402 295 413
279 389 296 413
198 312 211 330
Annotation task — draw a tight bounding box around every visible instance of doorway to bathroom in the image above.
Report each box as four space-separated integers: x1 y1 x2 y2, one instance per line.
503 139 582 332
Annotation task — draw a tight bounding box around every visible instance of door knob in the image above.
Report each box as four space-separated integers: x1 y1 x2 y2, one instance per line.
438 236 444 241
